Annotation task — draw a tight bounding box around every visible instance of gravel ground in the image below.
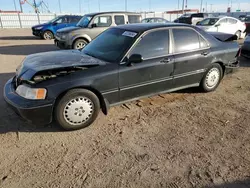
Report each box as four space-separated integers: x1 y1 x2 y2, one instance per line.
0 29 250 188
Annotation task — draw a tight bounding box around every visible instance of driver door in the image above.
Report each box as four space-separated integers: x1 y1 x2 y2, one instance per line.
53 16 69 31
88 15 112 39
119 29 174 101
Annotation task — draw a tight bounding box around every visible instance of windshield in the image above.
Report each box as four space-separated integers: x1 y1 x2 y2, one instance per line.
83 28 138 62
47 16 61 23
197 18 219 26
77 16 92 27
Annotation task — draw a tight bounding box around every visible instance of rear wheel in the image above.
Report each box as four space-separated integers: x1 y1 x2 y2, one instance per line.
235 30 241 39
55 89 100 131
200 64 223 92
43 30 54 40
73 39 88 50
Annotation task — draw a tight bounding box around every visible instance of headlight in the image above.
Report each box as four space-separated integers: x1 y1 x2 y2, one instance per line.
16 85 47 100
35 26 43 30
61 34 67 39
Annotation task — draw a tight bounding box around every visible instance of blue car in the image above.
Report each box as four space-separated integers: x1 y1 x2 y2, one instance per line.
32 15 82 40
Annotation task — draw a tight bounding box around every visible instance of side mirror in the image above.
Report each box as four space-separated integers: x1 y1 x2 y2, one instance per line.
215 23 220 27
52 22 58 26
91 23 97 28
127 54 143 66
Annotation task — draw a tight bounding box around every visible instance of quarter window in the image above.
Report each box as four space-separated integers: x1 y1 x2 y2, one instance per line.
173 29 200 53
114 15 125 25
130 30 169 59
93 16 112 27
200 36 209 48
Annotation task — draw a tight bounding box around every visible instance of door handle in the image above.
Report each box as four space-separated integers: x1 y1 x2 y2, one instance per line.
160 58 172 64
201 51 209 56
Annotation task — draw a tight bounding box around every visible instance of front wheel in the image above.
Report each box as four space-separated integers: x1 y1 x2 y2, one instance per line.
55 89 100 131
73 39 88 50
200 64 223 92
43 30 54 40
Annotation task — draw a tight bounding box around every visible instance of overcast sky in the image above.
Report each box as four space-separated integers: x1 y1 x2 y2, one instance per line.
0 0 250 13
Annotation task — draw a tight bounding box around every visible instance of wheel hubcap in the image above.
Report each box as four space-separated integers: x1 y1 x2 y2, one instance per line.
63 97 94 126
76 42 86 49
205 68 220 89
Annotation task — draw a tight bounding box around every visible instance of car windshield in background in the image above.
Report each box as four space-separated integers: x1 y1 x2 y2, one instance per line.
83 28 138 62
47 16 61 23
77 16 92 27
181 14 191 18
197 18 219 26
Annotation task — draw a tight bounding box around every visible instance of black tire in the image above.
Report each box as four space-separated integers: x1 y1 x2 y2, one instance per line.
55 89 100 131
200 64 223 92
73 39 88 50
235 31 241 39
43 30 54 40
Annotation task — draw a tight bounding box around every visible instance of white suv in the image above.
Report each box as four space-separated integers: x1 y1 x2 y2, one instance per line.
197 16 246 39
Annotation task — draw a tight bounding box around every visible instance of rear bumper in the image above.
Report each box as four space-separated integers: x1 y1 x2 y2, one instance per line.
4 78 54 125
225 61 240 74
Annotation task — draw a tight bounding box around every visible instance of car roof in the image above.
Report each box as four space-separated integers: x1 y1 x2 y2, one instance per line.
116 23 191 32
142 17 166 19
85 11 140 16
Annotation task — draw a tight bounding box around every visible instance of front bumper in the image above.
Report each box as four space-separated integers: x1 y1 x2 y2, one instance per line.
32 29 42 37
54 39 71 49
4 78 54 125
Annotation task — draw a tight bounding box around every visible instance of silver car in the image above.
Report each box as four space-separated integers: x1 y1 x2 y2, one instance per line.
55 11 141 50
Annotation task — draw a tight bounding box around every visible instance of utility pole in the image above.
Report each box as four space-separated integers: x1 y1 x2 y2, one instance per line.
33 0 38 13
13 0 17 11
185 0 187 9
58 0 61 13
19 0 23 12
200 0 203 12
182 0 185 14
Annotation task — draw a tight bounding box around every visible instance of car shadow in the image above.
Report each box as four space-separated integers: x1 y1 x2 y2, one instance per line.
206 178 250 188
0 72 61 133
0 44 59 56
0 36 41 40
240 57 250 67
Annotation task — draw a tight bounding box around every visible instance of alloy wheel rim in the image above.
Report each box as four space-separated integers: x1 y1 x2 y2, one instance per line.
63 97 94 126
44 32 52 39
205 68 220 89
76 42 86 49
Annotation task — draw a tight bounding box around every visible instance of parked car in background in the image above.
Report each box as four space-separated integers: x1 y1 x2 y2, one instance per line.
55 12 142 50
174 13 213 25
242 34 250 58
4 23 240 131
196 16 246 39
32 15 82 40
141 17 169 23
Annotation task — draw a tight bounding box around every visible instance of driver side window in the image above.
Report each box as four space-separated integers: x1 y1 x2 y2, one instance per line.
130 29 169 59
93 16 112 27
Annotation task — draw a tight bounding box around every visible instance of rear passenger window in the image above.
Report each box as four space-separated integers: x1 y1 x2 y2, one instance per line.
130 30 169 59
128 15 141 23
70 17 81 23
173 29 200 53
114 15 125 25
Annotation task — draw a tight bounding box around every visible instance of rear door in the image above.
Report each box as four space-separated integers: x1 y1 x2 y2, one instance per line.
119 29 174 101
227 18 238 34
217 18 230 33
172 28 212 88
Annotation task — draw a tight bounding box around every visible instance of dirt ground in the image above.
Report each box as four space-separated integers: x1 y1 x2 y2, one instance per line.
0 29 250 188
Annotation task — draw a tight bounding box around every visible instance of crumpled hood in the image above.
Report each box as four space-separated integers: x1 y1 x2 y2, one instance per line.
17 50 107 80
57 26 82 33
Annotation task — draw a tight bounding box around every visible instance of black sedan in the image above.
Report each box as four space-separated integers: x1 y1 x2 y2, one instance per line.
4 23 240 130
242 34 250 58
